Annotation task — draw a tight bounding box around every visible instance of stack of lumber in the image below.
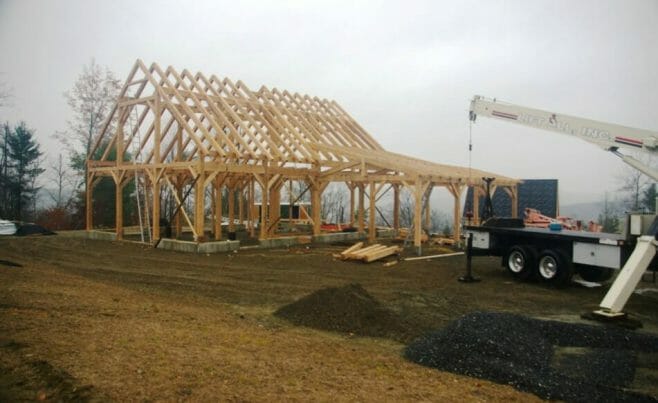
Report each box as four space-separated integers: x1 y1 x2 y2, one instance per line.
338 242 402 263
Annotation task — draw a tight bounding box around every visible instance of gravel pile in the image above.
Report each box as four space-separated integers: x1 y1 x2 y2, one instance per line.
404 312 658 402
274 283 412 341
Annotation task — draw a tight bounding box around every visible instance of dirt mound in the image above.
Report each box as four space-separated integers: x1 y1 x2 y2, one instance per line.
274 283 412 341
405 312 658 402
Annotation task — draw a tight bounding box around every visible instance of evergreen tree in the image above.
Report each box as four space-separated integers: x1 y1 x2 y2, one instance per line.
598 194 620 233
641 183 657 213
0 123 10 217
2 122 44 220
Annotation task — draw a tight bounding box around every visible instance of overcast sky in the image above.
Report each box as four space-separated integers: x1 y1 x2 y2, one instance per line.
1 0 656 209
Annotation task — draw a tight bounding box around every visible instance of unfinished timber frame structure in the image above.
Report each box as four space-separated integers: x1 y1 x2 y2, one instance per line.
87 60 519 248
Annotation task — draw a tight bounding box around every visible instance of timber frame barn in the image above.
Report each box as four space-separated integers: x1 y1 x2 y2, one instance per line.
87 60 519 247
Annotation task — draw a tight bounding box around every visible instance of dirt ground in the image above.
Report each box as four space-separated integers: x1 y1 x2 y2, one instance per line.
1 235 657 402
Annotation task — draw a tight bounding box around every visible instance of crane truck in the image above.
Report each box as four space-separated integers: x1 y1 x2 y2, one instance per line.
465 95 658 318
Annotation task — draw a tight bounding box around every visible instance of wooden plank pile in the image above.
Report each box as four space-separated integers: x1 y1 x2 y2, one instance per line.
337 242 402 263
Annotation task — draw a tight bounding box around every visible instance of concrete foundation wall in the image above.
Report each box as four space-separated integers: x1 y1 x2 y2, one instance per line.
157 238 240 253
259 236 312 249
85 230 117 241
312 231 366 244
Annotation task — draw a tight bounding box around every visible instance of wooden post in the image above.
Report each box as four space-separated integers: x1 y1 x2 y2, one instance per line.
368 181 377 242
393 184 400 231
349 182 355 226
152 95 162 241
413 182 424 249
268 181 281 234
424 186 432 232
152 177 161 241
473 187 480 225
357 183 365 232
311 180 322 236
248 179 255 237
86 173 93 231
174 177 183 238
228 185 235 233
194 162 205 242
214 176 222 240
449 184 463 243
259 168 269 240
115 177 124 240
174 126 183 238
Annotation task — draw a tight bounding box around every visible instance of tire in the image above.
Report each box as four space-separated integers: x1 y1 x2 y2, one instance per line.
578 266 613 282
505 245 537 280
537 249 573 285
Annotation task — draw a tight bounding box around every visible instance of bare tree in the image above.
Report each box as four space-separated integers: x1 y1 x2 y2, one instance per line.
56 59 121 187
398 189 414 228
617 154 656 212
321 183 347 223
46 154 78 209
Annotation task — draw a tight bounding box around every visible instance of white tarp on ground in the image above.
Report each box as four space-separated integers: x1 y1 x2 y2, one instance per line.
0 219 17 235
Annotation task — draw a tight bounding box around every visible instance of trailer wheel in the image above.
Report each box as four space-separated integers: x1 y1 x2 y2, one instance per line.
505 245 536 280
537 249 573 285
578 266 613 282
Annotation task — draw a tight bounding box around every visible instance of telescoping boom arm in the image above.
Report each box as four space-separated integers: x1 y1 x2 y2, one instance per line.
469 95 658 180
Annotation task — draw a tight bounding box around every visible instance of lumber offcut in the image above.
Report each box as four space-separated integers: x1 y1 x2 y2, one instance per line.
363 246 402 262
338 242 401 263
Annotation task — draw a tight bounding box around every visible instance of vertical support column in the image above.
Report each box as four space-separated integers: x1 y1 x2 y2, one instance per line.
311 180 322 236
368 181 377 242
214 176 222 241
174 126 183 238
348 182 355 226
259 167 269 240
174 177 183 238
357 183 365 232
152 95 162 242
449 184 463 243
248 179 255 237
86 174 94 231
152 176 161 241
194 161 205 242
413 182 424 251
393 184 400 232
268 181 281 232
228 185 235 233
424 186 432 232
115 177 124 240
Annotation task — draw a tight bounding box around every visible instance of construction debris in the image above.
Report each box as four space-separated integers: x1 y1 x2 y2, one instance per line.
339 242 402 263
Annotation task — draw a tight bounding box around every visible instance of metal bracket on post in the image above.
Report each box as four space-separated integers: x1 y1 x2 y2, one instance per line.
459 232 480 283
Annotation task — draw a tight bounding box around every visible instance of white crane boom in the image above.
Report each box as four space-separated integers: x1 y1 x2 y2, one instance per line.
469 95 658 180
469 95 658 318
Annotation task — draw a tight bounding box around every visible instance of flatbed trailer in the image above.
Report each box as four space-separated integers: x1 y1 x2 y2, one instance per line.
465 219 639 285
